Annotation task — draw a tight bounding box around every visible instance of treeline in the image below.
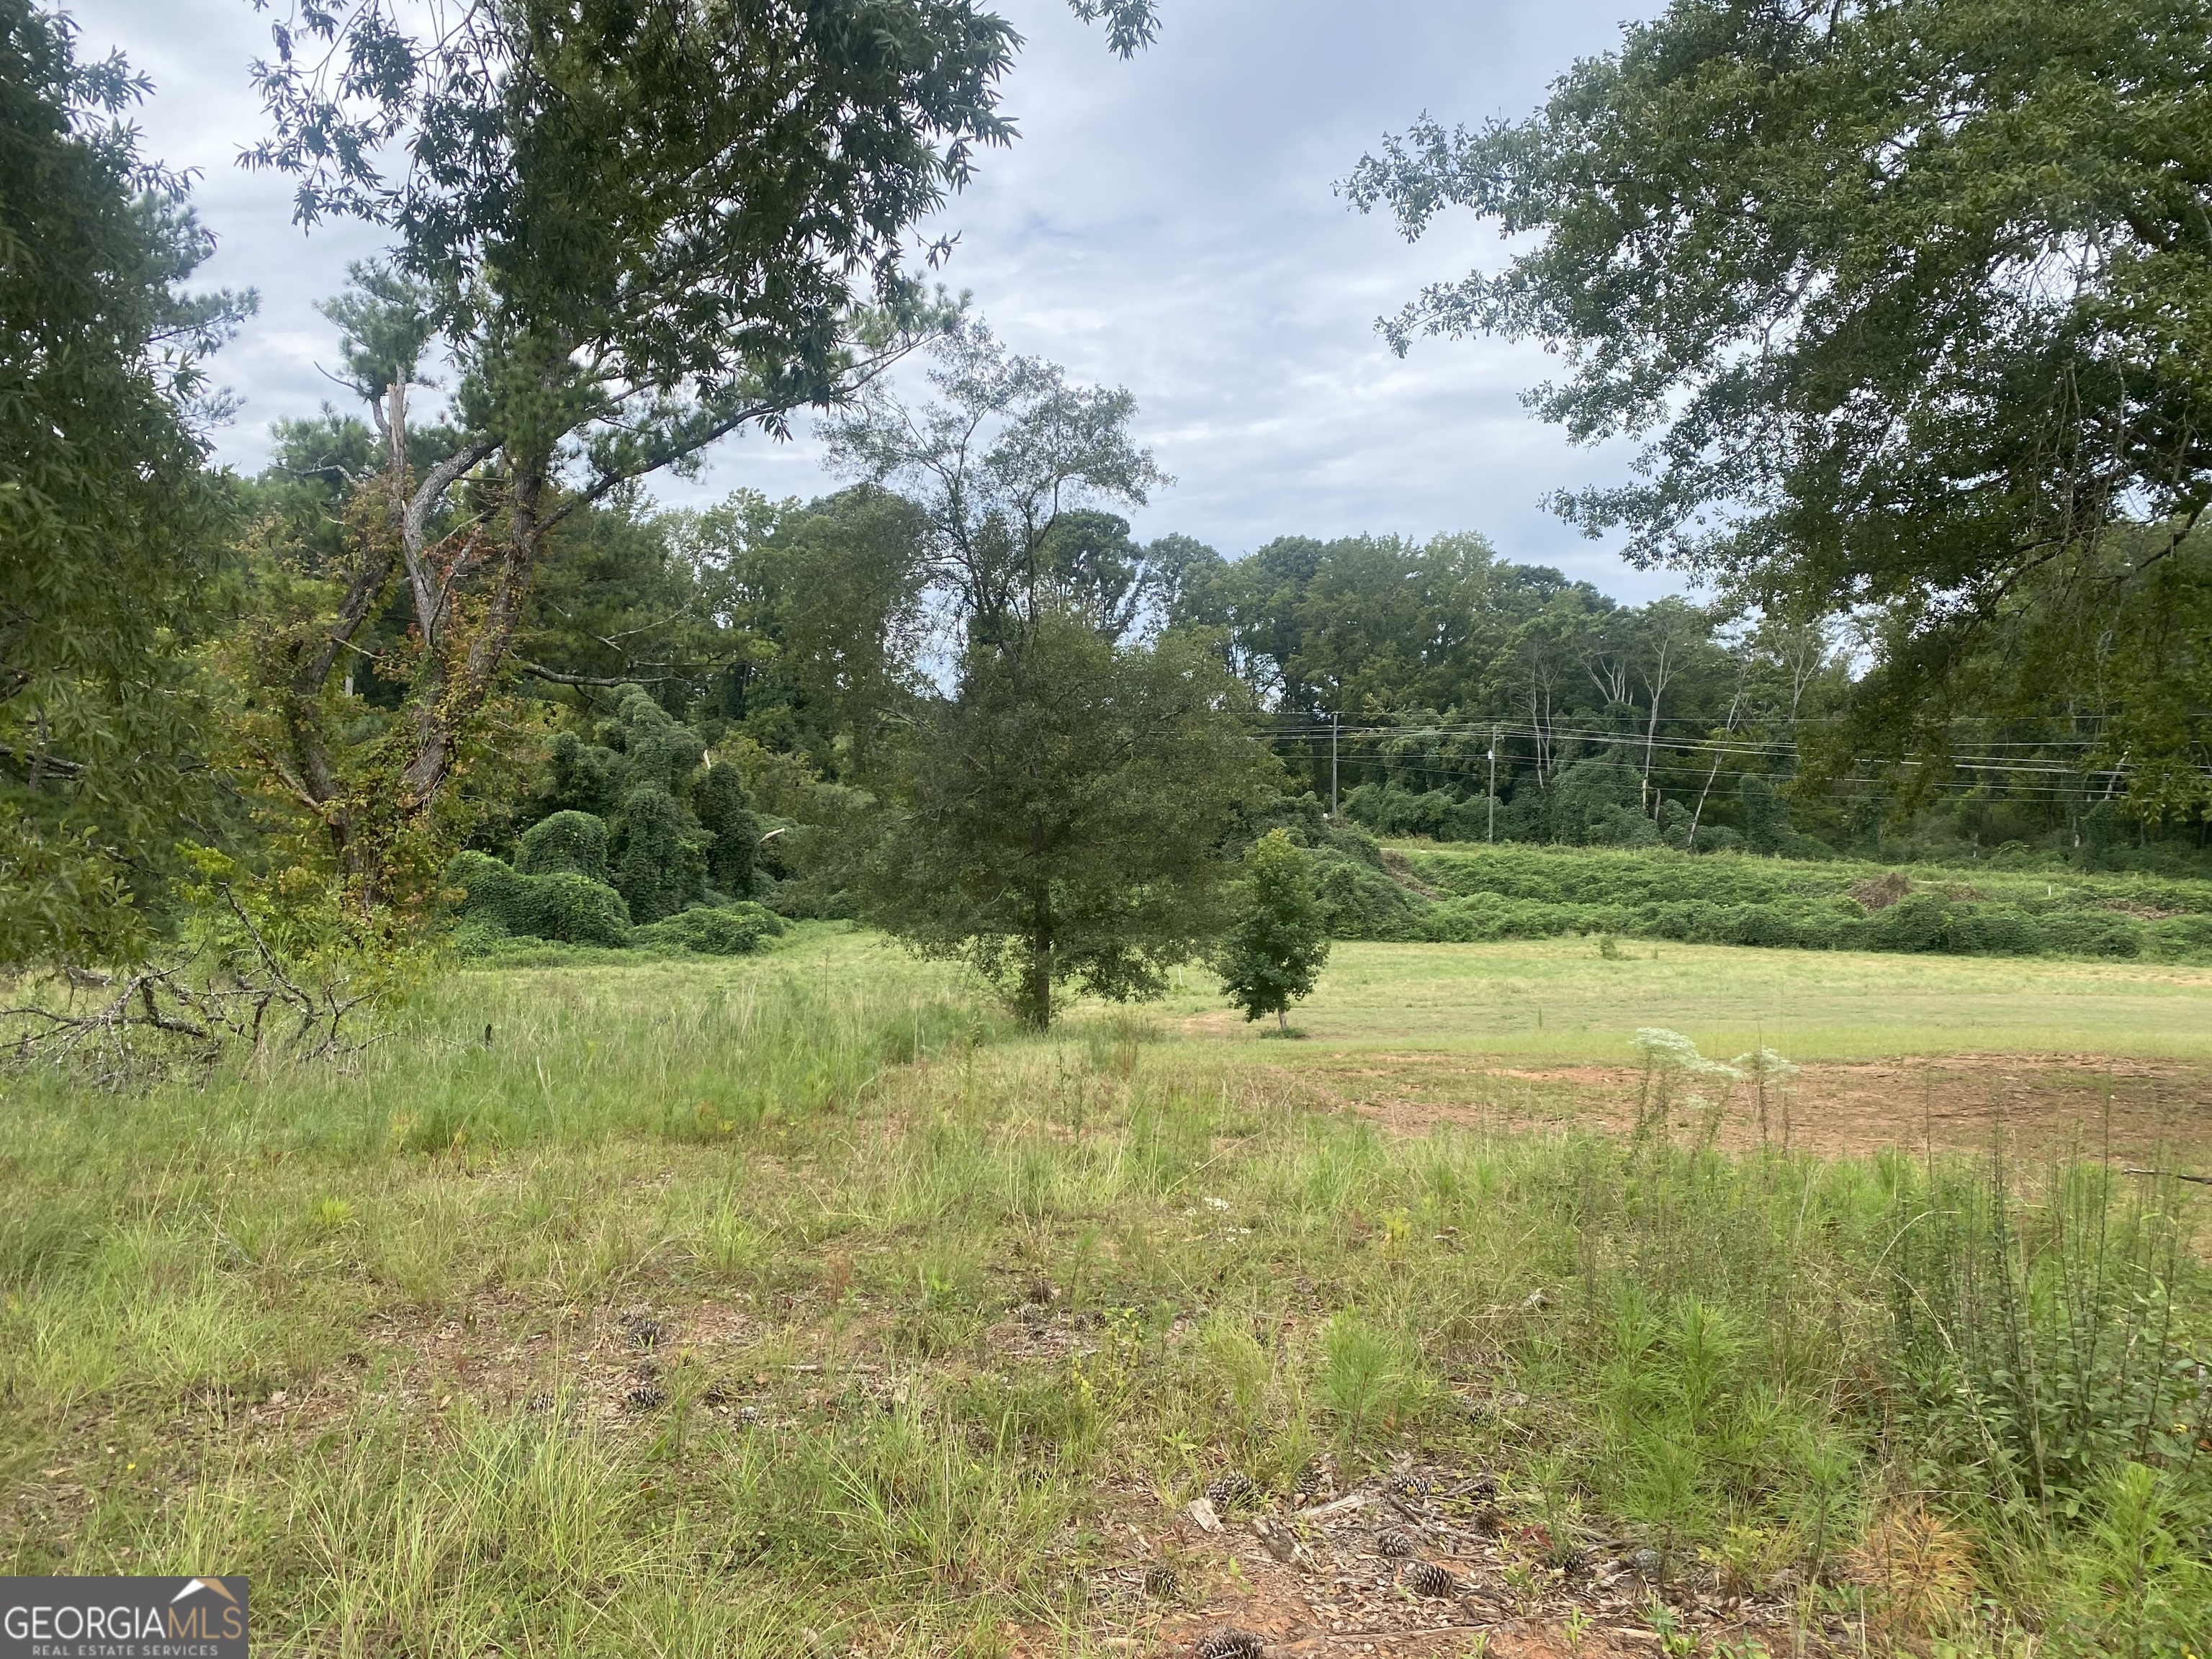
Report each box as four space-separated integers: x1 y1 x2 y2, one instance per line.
1163 533 2209 870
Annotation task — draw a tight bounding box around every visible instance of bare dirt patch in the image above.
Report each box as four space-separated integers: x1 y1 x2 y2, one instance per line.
1058 1453 1816 1658
1274 1051 2212 1168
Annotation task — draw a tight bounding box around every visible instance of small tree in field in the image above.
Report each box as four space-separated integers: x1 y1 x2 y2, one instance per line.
848 612 1274 1029
1216 830 1329 1033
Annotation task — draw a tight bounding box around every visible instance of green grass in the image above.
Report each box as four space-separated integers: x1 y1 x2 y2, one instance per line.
3 929 2208 1656
1157 936 2212 1063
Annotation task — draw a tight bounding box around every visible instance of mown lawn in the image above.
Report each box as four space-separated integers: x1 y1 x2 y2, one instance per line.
1159 935 2212 1063
2 930 2206 1658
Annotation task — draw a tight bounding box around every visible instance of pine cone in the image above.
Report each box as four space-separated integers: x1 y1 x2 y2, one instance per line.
1192 1629 1264 1659
1403 1560 1462 1599
1291 1460 1326 1500
1376 1527 1417 1560
1205 1471 1258 1511
622 1383 667 1411
1388 1470 1433 1499
1142 1561 1179 1599
621 1310 662 1349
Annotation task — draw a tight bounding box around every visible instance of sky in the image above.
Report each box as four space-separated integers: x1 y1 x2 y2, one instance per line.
68 0 1680 600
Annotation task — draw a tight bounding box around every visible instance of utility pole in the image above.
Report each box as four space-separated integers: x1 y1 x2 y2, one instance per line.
1487 724 1497 844
1329 711 1339 821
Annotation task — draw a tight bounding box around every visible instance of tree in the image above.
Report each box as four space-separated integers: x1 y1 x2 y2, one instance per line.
824 319 1169 636
232 0 1156 897
0 0 254 965
845 611 1276 1028
819 327 1274 1025
1345 0 2212 822
675 486 932 776
1215 830 1329 1033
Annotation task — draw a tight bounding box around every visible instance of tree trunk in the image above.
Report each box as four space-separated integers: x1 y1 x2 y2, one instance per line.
1028 922 1053 1029
400 451 546 812
1276 1005 1287 1034
1685 680 1745 853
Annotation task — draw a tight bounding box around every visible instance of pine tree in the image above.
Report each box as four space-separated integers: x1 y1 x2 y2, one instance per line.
1215 830 1330 1033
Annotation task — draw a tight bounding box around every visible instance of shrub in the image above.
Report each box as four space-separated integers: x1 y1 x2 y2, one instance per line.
2146 914 2212 961
516 810 609 880
1313 850 1425 940
1352 842 2212 963
444 851 633 948
521 873 636 947
631 902 786 956
2038 910 2144 958
446 850 524 921
608 786 708 925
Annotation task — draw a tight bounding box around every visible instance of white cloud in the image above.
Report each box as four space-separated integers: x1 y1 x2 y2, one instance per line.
68 0 1682 600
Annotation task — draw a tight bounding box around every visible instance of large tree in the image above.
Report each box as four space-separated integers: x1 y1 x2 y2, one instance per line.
1346 0 2212 820
825 328 1272 1024
675 486 932 778
0 0 253 965
234 0 1158 896
824 319 1172 635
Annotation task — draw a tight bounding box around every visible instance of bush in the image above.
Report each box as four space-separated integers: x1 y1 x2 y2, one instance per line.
608 786 708 925
2038 909 2144 958
516 810 609 880
2146 914 2212 961
1313 849 1426 940
444 851 634 948
631 902 786 956
521 873 637 948
1333 841 2212 963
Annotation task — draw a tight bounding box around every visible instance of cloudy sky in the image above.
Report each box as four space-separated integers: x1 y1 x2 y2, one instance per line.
70 0 1679 598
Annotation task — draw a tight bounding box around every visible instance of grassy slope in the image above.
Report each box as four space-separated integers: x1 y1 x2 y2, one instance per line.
3 930 2207 1656
1367 841 2212 963
1395 841 2212 916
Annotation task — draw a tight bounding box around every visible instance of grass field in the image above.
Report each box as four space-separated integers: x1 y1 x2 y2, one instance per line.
1159 937 2212 1063
4 928 2209 1658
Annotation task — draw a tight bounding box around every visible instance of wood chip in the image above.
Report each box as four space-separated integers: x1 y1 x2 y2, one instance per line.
1295 1493 1370 1521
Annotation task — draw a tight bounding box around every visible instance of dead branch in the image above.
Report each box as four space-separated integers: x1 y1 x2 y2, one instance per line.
1 894 382 1089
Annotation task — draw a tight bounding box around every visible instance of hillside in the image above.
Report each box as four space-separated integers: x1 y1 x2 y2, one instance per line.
1305 839 2212 961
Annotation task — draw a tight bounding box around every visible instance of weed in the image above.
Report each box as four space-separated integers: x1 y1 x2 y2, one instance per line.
1 932 2206 1654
